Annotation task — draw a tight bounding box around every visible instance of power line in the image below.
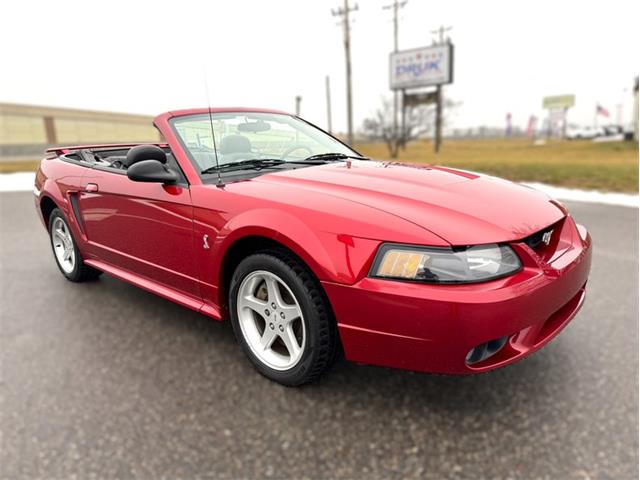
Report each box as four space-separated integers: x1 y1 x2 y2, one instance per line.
383 0 407 146
383 0 407 52
431 25 452 45
332 0 358 146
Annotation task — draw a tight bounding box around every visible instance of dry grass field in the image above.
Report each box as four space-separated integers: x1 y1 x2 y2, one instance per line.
0 160 41 174
356 138 639 193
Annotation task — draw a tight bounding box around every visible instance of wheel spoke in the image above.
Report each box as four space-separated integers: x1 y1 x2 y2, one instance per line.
264 276 284 307
280 324 301 359
259 326 278 350
239 294 268 317
280 304 301 322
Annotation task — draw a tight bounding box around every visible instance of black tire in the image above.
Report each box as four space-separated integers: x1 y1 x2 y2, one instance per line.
229 250 339 386
48 208 102 282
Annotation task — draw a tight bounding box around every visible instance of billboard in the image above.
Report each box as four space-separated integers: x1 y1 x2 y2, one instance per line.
542 95 575 109
390 44 454 90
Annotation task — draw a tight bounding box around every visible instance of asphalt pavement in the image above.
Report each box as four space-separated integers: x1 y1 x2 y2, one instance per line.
1 191 638 479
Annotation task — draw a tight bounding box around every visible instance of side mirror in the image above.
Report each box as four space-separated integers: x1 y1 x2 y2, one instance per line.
127 159 178 184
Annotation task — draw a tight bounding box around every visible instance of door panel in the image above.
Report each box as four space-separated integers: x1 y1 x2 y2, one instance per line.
78 168 200 299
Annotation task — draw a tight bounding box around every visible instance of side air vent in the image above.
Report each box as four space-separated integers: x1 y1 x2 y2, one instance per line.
69 194 85 234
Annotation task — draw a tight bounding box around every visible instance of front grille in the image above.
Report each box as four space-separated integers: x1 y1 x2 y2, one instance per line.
520 218 568 264
523 224 556 251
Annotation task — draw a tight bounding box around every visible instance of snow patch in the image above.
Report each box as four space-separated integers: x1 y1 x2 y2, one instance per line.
522 182 638 208
0 172 35 192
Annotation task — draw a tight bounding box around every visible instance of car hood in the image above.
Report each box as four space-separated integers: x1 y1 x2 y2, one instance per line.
256 160 564 245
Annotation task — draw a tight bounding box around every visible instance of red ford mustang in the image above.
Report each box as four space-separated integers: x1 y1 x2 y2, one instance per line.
34 108 592 386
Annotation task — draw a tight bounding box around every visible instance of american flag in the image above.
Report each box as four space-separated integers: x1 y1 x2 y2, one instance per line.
596 104 610 117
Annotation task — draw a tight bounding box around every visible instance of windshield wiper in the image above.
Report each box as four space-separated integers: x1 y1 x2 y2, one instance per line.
201 158 286 174
200 153 369 175
302 153 369 162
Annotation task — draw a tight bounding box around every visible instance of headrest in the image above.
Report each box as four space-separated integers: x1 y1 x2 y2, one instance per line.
124 145 167 168
218 135 251 154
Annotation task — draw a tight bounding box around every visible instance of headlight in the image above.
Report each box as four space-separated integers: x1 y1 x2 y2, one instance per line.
371 243 522 284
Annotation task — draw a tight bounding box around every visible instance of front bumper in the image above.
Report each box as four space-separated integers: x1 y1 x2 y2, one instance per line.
322 216 592 374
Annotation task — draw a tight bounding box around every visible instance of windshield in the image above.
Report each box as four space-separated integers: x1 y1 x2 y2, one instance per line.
170 112 358 174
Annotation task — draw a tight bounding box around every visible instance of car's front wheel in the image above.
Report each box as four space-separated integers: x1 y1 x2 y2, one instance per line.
229 251 339 386
48 208 102 282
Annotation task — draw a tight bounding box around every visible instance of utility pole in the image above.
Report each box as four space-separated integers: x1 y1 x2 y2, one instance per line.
295 95 302 116
325 76 333 134
431 25 451 153
383 0 407 150
634 76 639 141
332 0 358 146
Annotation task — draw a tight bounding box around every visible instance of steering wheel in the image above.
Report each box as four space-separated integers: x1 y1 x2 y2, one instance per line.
280 144 313 160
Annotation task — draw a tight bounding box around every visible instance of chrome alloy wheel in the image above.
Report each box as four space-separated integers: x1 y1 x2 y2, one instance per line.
51 216 75 274
236 270 306 371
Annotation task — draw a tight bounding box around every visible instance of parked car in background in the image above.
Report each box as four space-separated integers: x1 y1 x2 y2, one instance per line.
593 125 628 142
566 124 627 141
601 125 624 136
565 125 599 140
34 108 592 386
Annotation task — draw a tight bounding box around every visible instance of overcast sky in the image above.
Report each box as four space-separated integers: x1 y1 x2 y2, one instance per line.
1 0 638 132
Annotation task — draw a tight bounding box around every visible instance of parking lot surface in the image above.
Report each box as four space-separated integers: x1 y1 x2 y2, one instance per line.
1 191 638 479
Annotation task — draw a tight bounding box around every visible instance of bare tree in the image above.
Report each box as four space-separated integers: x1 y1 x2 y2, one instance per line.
361 96 459 158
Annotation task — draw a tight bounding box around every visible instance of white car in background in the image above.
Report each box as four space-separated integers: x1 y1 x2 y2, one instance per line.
565 125 599 140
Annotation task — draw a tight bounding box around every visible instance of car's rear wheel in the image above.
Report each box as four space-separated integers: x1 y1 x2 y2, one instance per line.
229 251 338 386
48 208 102 282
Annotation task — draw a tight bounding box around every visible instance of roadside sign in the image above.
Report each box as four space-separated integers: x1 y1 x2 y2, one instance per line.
403 91 438 107
390 44 454 90
543 95 575 109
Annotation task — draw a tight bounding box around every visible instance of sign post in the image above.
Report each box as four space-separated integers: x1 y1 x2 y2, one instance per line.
390 43 454 153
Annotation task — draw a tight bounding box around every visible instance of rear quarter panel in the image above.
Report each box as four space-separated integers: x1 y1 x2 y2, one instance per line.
35 157 87 230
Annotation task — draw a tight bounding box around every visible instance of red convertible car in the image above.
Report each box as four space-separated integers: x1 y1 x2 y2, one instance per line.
34 108 592 386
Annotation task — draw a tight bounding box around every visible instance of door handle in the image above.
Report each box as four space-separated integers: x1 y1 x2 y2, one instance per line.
85 183 99 193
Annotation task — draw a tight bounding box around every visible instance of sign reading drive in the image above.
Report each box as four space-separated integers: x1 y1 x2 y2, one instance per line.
390 44 454 90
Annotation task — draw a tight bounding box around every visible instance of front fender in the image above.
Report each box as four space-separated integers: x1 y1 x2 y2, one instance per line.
193 206 382 310
214 207 381 284
215 208 335 279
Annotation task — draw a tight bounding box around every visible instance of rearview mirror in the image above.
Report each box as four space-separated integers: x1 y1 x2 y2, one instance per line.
127 160 178 184
237 120 271 133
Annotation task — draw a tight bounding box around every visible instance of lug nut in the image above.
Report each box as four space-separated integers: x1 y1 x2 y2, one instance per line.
264 309 270 316
279 325 284 332
271 303 277 309
280 312 285 319
269 323 274 330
